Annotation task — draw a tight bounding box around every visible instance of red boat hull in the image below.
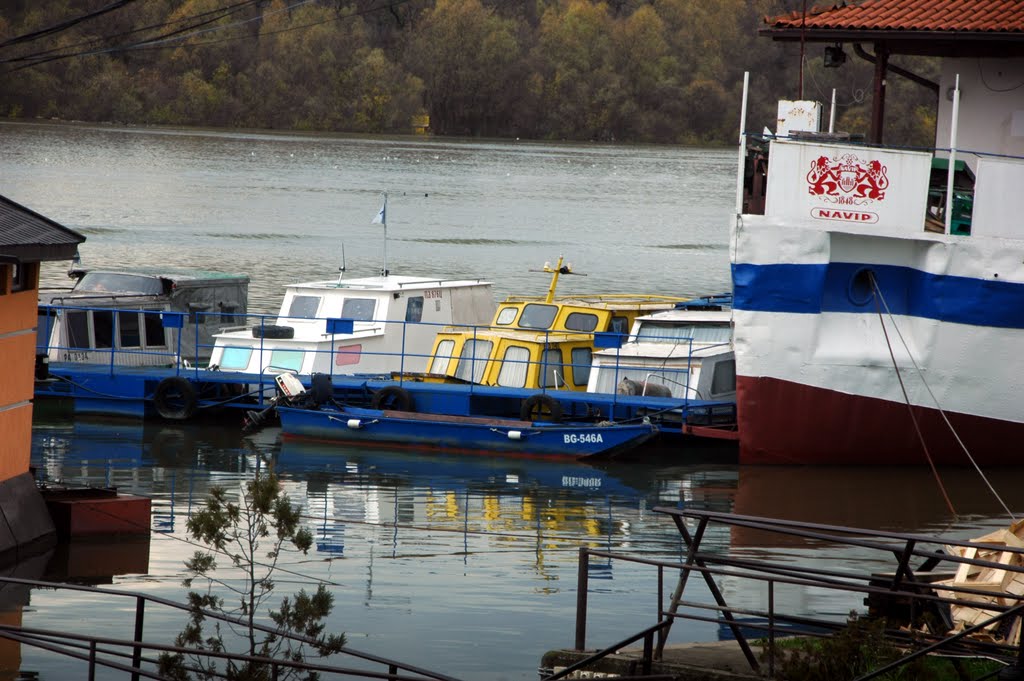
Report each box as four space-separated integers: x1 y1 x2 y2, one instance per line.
736 376 1024 466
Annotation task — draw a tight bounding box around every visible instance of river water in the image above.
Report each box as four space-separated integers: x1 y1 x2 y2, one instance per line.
4 121 1024 680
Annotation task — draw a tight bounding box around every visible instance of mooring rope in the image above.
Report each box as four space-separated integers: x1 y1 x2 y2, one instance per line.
870 273 1015 521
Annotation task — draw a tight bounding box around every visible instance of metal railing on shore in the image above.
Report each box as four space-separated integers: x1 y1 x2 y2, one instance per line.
0 574 460 681
548 508 1024 680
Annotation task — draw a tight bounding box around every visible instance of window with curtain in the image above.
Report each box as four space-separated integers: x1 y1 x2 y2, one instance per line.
634 322 731 343
430 339 455 374
454 339 493 383
497 346 530 387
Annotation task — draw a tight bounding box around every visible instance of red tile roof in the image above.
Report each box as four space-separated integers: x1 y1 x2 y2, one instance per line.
769 0 1024 33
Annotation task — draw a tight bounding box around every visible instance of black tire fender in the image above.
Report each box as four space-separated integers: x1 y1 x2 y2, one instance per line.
252 324 295 339
520 394 562 422
153 376 198 421
371 386 414 412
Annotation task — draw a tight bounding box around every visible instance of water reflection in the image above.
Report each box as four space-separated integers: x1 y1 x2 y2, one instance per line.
26 410 1024 680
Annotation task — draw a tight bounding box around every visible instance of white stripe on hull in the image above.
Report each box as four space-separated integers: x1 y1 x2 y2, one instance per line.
733 308 1024 425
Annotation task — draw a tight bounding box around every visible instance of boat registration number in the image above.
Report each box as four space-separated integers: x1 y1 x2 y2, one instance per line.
563 433 604 444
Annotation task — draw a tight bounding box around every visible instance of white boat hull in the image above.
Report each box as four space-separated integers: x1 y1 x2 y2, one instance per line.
731 217 1024 465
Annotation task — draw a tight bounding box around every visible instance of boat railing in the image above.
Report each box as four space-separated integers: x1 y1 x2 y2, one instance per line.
0 573 459 681
550 508 1024 680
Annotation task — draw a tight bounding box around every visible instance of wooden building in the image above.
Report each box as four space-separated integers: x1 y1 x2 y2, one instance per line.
0 195 85 560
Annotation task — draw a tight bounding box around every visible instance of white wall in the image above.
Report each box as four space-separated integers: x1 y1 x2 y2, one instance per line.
935 57 1024 170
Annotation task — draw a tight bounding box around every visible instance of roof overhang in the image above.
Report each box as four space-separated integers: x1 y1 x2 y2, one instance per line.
759 27 1024 57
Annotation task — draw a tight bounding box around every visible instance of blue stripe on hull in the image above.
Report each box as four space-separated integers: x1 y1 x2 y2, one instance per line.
732 262 1024 329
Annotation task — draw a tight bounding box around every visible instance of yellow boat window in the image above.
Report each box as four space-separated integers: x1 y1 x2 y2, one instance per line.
497 346 530 387
430 339 456 374
455 339 493 383
565 312 598 332
518 304 558 330
542 348 565 388
570 347 592 386
609 316 629 333
495 307 518 325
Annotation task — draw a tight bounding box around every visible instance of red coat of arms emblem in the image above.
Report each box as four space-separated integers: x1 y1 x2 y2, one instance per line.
806 153 889 203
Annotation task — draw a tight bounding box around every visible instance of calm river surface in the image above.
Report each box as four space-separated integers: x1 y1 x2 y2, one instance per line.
5 121 1024 680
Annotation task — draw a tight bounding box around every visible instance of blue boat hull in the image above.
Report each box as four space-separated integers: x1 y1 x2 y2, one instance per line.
277 405 659 459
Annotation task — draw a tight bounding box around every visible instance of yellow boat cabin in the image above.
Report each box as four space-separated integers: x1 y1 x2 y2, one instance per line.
423 257 689 391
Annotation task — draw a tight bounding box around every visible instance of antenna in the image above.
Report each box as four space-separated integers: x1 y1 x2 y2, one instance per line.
528 254 587 303
337 244 347 284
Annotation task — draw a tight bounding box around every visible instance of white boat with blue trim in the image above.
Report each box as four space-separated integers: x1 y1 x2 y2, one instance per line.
731 3 1024 464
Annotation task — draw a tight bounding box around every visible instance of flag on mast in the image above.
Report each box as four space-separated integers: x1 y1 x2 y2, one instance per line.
372 193 387 226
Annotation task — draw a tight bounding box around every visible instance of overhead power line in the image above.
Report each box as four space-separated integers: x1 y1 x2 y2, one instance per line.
0 0 140 50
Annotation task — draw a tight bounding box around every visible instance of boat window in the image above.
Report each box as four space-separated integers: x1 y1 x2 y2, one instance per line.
497 346 530 387
219 346 252 371
76 272 164 295
596 367 683 397
93 310 114 349
454 339 493 383
570 347 592 386
335 344 362 366
406 296 424 323
609 316 629 334
288 295 321 318
66 311 90 349
269 349 304 373
37 308 57 350
711 359 736 396
635 322 731 344
341 298 376 321
518 304 558 330
143 312 167 348
430 339 456 374
541 348 564 388
119 311 142 347
495 307 518 325
565 312 598 332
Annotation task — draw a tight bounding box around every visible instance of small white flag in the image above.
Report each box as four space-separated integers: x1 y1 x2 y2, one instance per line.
372 193 387 225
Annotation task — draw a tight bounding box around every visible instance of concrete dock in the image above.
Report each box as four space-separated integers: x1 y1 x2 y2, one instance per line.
541 640 765 680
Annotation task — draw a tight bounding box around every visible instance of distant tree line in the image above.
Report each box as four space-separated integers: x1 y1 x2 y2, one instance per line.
0 0 939 145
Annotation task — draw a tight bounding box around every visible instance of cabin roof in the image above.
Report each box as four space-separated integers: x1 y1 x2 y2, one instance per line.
81 268 249 283
763 0 1024 55
499 294 689 312
634 309 733 324
292 275 490 293
0 194 85 263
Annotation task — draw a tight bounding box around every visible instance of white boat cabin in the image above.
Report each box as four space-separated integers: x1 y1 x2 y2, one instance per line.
208 274 494 377
39 268 249 367
587 305 735 401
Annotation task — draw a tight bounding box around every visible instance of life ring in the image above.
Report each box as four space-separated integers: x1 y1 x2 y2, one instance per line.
252 324 295 339
153 376 198 421
520 394 562 422
371 386 414 412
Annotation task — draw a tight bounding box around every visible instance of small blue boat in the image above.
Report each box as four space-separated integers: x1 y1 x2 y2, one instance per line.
276 404 659 460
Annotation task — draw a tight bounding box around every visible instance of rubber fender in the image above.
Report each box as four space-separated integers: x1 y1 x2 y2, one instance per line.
520 394 563 422
370 386 414 412
153 376 198 421
252 324 295 339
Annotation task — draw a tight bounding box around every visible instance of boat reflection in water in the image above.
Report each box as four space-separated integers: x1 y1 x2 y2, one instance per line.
33 410 1023 680
28 410 741 680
